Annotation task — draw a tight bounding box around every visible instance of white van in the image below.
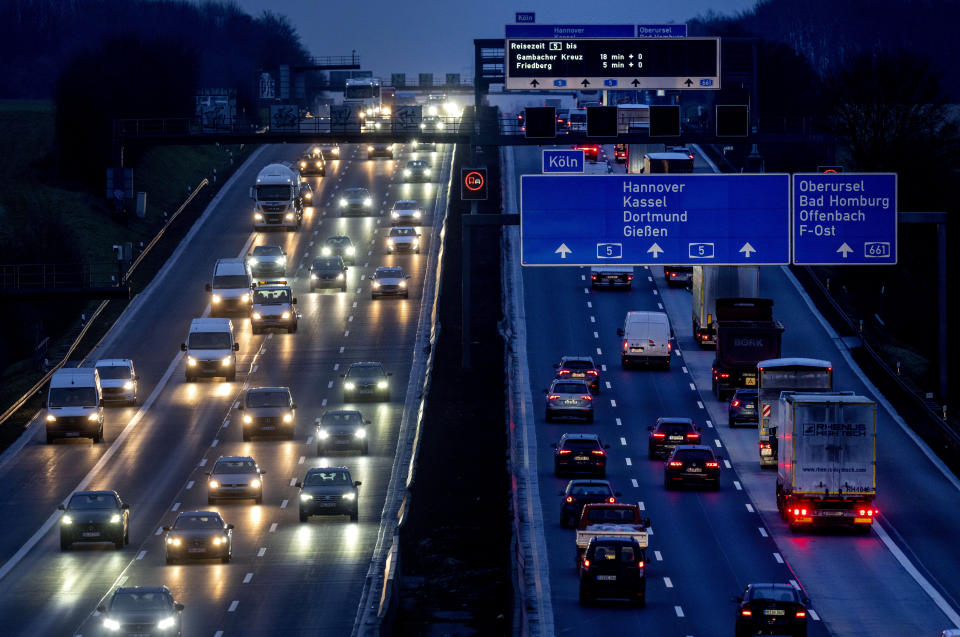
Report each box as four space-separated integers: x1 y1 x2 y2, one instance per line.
181 318 239 382
45 368 104 443
206 258 252 317
617 311 673 369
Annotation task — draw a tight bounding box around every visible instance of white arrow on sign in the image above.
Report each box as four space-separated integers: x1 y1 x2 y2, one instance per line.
555 243 572 259
647 243 664 259
837 242 854 258
739 242 756 258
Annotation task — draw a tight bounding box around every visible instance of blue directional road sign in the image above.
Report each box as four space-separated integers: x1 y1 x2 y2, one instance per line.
637 24 688 37
506 24 635 38
542 149 584 174
792 173 897 265
521 174 790 266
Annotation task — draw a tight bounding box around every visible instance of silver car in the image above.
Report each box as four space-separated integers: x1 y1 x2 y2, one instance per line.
94 358 139 405
239 387 296 440
316 409 370 455
402 160 432 182
544 379 594 423
207 456 266 504
386 227 421 254
163 511 233 564
246 245 287 279
390 200 423 226
339 187 373 215
371 266 410 299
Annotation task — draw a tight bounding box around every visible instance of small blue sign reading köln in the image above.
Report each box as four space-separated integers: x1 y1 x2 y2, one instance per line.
516 12 535 23
792 173 897 265
520 174 790 266
542 150 584 173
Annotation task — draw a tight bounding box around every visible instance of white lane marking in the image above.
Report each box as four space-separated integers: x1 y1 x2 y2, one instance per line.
269 522 278 533
615 417 622 426
243 573 253 584
583 288 589 294
306 436 313 445
647 526 654 535
647 276 652 282
280 499 288 509
136 550 147 560
234 402 240 409
363 262 369 268
298 456 305 465
631 479 638 488
654 550 662 561
706 419 713 428
746 503 755 513
172 502 181 511
228 600 239 612
774 552 784 564
610 399 617 407
809 609 821 621
348 315 354 322
637 501 645 511
344 330 350 337
356 288 361 294
675 350 682 357
308 241 314 247
596 347 602 355
155 527 163 536
682 366 688 374
734 480 742 491
352 301 358 308
759 527 769 538
664 577 673 588
790 579 799 590
675 606 684 618
289 478 297 486
333 363 339 371
211 439 219 448
714 439 723 447
252 365 258 373
321 399 327 407
620 437 627 446
199 458 207 467
605 381 612 389
601 364 607 371
117 575 128 587
587 301 592 308
625 457 632 466
257 547 266 557
186 481 194 490
327 381 334 389
593 331 599 339
658 303 663 309
581 275 585 281
697 401 704 409
590 316 596 323
689 383 696 390
222 420 229 429
267 333 273 340
339 346 345 353
724 459 732 469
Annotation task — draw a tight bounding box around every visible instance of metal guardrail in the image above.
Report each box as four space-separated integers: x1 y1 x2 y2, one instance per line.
0 179 211 430
800 265 960 446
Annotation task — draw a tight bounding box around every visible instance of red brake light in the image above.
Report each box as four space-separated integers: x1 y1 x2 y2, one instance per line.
548 394 560 401
705 461 719 468
582 559 590 570
648 339 655 345
591 449 606 456
565 496 574 503
581 395 592 401
670 272 676 277
558 449 572 455
792 508 808 516
590 274 597 280
558 369 570 375
719 373 730 379
759 441 771 450
627 275 633 280
741 609 753 617
637 560 644 568
607 497 616 503
622 340 628 351
586 370 598 376
668 460 683 467
731 400 740 407
686 433 699 439
652 432 666 438
796 609 806 618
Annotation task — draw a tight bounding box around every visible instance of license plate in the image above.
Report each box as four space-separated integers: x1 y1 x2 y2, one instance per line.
81 532 100 537
564 399 579 405
260 426 276 430
571 373 585 378
317 502 336 508
745 377 756 386
760 448 772 456
188 548 206 553
763 609 785 616
575 455 589 461
669 436 684 441
630 347 644 352
686 467 702 473
65 432 79 437
596 575 617 581
823 510 845 517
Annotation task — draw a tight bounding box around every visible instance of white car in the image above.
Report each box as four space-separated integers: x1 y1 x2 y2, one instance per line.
94 359 139 406
386 227 421 254
390 200 423 226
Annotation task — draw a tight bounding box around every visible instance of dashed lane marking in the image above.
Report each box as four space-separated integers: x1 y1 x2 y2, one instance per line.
199 458 207 467
714 439 723 447
154 527 163 536
675 606 684 618
682 366 688 374
637 501 645 511
601 364 607 371
706 419 713 428
280 499 288 509
746 503 755 513
610 399 617 407
172 502 180 511
596 348 602 355
759 527 768 538
605 381 612 389
774 552 784 564
664 577 673 588
321 399 327 407
306 436 313 445
615 417 622 426
631 479 638 488
269 523 278 533
697 401 704 409
211 439 219 448
257 548 266 557
590 316 596 323
186 481 194 490
583 288 589 294
724 459 732 469
620 437 627 446
654 550 662 561
333 363 339 371
593 332 599 339
689 383 696 391
327 381 334 389
243 573 253 584
733 481 742 491
339 346 345 353
658 303 663 309
809 609 821 621
228 601 239 612
252 365 258 373
298 456 305 465
136 550 146 560
625 457 632 466
587 301 592 308
289 478 297 486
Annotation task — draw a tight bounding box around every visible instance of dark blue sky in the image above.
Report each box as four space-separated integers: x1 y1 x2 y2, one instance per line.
235 0 757 79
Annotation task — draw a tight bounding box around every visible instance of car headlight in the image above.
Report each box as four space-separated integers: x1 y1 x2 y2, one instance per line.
248 258 258 266
436 122 444 130
424 168 432 176
209 480 220 489
382 107 391 116
283 413 294 423
344 382 356 390
252 312 262 320
398 281 407 288
413 211 422 218
281 311 291 319
387 239 394 247
243 414 252 424
391 211 399 218
167 537 181 546
212 294 221 303
300 161 306 168
374 122 381 129
346 246 355 255
363 198 372 207
254 213 263 221
339 199 347 207
212 536 224 545
250 478 261 489
157 616 176 630
285 213 294 220
103 617 121 631
61 514 72 525
88 412 99 422
317 429 329 439
428 106 438 116
372 281 381 288
278 257 286 266
300 493 313 501
46 413 56 422
342 492 356 500
311 273 318 280
221 356 233 367
337 273 344 280
412 240 419 248
241 293 249 303
377 380 388 389
321 246 332 256
315 161 322 168
187 356 197 367
355 428 367 438
404 169 411 177
110 514 121 524
332 147 339 156
305 192 312 200
420 122 427 130
367 145 374 152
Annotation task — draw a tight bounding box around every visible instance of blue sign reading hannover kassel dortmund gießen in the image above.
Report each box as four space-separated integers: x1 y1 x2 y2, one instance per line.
520 174 790 266
792 173 897 265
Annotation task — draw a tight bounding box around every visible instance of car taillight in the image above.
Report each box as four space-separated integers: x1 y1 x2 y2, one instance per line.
719 373 730 379
741 608 753 617
590 274 597 280
637 560 644 568
731 400 741 407
759 441 771 450
858 508 876 516
686 433 699 440
582 559 590 570
796 609 806 618
652 432 666 438
792 508 808 516
648 339 655 345
558 449 572 455
670 272 677 277
586 370 598 376
668 461 683 467
591 449 606 456
687 154 694 159
558 369 570 375
581 395 592 401
705 461 719 468
607 497 616 503
548 394 560 400
622 340 628 352
627 275 633 280
566 496 574 503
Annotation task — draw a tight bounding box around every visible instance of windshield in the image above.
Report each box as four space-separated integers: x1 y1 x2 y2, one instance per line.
657 421 695 435
749 586 799 603
408 161 426 168
304 471 351 486
322 412 362 426
375 269 402 279
252 246 283 257
313 258 342 269
675 449 715 462
393 201 418 210
562 440 600 452
253 288 290 304
49 387 98 407
591 544 636 563
213 460 257 474
95 366 130 380
570 484 611 496
247 390 289 407
552 382 586 394
347 365 383 380
345 85 378 99
390 228 416 237
110 592 172 613
188 332 231 350
561 360 593 370
256 185 291 201
173 514 223 530
761 369 832 390
213 275 249 289
326 236 349 245
68 493 118 510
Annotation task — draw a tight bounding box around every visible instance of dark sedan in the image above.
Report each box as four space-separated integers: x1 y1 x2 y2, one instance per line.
239 386 296 440
664 445 722 490
729 388 759 426
297 466 361 522
554 355 600 394
735 583 810 637
164 511 233 564
553 433 609 476
59 490 130 551
321 235 356 264
343 361 391 401
647 417 701 459
310 256 348 292
560 479 618 528
579 537 646 606
98 586 184 636
316 409 370 455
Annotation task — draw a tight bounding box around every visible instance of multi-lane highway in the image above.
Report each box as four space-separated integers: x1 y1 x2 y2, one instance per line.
506 144 960 636
0 141 451 635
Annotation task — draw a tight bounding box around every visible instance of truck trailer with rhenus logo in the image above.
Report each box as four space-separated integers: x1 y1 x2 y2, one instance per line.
775 392 877 532
711 298 784 400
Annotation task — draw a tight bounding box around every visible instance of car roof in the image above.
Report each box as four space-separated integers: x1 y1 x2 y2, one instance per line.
587 535 640 547
559 433 600 442
672 444 712 452
747 582 796 591
551 378 589 388
248 386 290 393
349 361 383 368
322 409 363 416
306 465 350 473
114 586 170 594
95 359 133 367
176 510 222 518
216 455 256 462
656 417 694 425
345 187 368 193
394 199 418 205
73 489 119 497
560 356 594 364
567 479 611 487
326 235 351 241
375 266 403 273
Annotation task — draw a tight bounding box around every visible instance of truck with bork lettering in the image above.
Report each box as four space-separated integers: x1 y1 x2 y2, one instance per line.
711 298 784 400
692 266 759 347
775 392 877 532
